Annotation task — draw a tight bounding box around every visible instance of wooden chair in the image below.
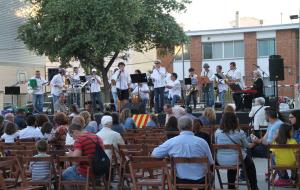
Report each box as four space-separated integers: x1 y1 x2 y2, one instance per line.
0 144 25 156
212 144 250 190
171 157 211 190
267 144 300 190
200 126 215 145
103 144 114 190
129 159 172 190
57 156 91 190
21 156 56 190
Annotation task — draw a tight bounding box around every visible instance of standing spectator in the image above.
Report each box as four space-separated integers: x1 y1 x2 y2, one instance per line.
165 116 179 139
19 115 43 140
152 116 213 185
289 110 300 143
111 112 125 134
0 122 19 143
14 109 27 130
120 109 136 129
249 97 268 136
199 107 216 126
215 112 258 190
146 114 161 128
62 123 104 181
163 104 186 125
80 111 98 133
96 116 125 159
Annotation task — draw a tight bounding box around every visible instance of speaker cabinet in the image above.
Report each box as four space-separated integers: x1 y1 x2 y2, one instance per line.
269 55 284 81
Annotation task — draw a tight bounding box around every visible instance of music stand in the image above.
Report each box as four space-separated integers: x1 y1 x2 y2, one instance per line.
5 86 20 108
184 78 192 85
80 76 86 82
130 73 148 101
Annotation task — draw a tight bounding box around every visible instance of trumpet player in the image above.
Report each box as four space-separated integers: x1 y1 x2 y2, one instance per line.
90 68 104 112
214 65 228 109
185 68 198 110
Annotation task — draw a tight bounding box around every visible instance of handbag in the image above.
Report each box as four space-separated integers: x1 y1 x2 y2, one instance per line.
249 106 264 127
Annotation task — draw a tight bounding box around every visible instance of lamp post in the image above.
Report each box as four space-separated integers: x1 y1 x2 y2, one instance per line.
290 12 300 108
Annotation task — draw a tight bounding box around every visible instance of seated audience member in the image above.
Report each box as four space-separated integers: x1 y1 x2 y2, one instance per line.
165 116 179 139
152 116 213 184
120 108 136 129
185 107 197 121
96 116 125 159
41 122 54 141
249 97 268 136
0 115 5 136
19 115 43 140
4 113 15 123
0 122 19 143
111 112 125 134
199 107 216 126
215 112 258 190
146 114 161 128
164 104 186 125
252 107 284 145
289 110 300 143
53 112 69 142
93 113 103 131
80 111 99 133
271 123 297 186
69 104 79 118
54 93 67 113
193 119 210 147
62 123 104 181
36 114 50 128
223 105 235 114
30 140 51 181
14 108 27 130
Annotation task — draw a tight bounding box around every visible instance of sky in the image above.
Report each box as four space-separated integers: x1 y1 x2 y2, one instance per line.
174 0 300 31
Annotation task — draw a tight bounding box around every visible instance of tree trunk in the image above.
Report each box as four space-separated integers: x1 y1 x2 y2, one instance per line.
101 69 111 103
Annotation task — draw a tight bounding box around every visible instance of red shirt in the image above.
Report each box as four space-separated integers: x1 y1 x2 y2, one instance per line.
74 132 104 176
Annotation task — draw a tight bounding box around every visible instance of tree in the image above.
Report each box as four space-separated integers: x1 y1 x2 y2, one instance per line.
18 0 190 101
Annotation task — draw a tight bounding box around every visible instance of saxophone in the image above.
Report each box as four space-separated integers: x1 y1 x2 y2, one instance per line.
186 75 197 96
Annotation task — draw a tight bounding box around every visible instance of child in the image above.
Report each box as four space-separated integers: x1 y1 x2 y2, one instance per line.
0 122 18 143
272 123 297 186
146 114 160 128
41 122 54 141
30 140 51 181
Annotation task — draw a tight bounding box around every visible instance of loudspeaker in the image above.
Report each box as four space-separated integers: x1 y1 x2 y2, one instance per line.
48 68 59 81
269 55 284 81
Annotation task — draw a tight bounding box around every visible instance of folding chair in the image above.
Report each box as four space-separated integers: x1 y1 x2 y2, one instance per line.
212 144 250 190
267 144 300 190
171 157 211 190
129 159 172 190
57 156 91 190
103 144 114 190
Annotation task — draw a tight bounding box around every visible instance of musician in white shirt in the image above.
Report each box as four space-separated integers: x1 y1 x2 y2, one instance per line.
166 73 181 107
151 60 166 113
90 68 104 112
200 63 214 107
214 65 228 109
132 83 149 108
29 70 48 113
185 68 198 109
227 62 245 111
110 68 119 111
70 67 82 108
112 62 131 106
50 68 66 107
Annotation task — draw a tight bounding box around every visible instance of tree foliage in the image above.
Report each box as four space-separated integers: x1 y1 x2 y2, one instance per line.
18 0 190 100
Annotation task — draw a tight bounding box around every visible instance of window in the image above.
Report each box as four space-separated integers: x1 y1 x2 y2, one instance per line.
203 40 244 59
257 39 275 57
174 44 190 61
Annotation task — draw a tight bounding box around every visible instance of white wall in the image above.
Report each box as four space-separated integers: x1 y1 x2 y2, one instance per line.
257 58 270 76
173 60 191 80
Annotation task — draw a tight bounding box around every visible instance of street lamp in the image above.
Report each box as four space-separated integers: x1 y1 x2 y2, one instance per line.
290 12 300 109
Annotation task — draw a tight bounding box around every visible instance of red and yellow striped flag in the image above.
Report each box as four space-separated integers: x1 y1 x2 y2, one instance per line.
132 114 150 128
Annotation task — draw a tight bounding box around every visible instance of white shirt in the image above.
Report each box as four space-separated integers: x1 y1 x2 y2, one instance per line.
29 76 48 95
200 70 214 81
96 127 125 159
227 69 245 89
164 73 172 92
19 126 43 139
249 105 268 130
50 74 65 96
132 83 149 100
167 79 181 98
112 70 131 90
151 67 167 88
185 74 198 89
213 73 228 92
165 106 186 124
90 75 101 93
1 132 19 143
109 74 117 93
65 133 74 145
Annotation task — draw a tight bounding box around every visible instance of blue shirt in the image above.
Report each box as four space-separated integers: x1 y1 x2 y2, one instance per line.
112 124 125 134
294 129 300 143
146 120 157 127
151 131 213 180
266 119 283 143
123 118 136 129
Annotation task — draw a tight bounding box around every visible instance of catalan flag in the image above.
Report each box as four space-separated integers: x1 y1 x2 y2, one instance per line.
132 114 150 128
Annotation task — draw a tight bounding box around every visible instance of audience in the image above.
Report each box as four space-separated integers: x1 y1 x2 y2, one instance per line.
96 116 125 159
69 104 79 117
120 108 136 129
289 110 300 143
249 97 268 136
0 122 19 143
185 107 197 121
19 115 43 140
4 113 15 123
0 115 5 136
41 122 54 141
223 105 235 114
199 107 216 126
30 140 51 181
215 112 258 190
152 116 213 185
80 111 99 133
165 116 179 139
53 112 69 142
193 119 211 147
14 109 27 130
271 123 296 186
111 112 125 134
62 123 104 181
36 114 50 128
93 112 103 131
164 104 186 125
146 114 161 128
54 93 67 113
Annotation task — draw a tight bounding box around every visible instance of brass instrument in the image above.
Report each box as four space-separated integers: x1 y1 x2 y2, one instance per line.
186 85 197 96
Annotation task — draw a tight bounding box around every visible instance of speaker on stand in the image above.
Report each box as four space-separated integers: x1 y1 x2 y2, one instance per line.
269 55 284 110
